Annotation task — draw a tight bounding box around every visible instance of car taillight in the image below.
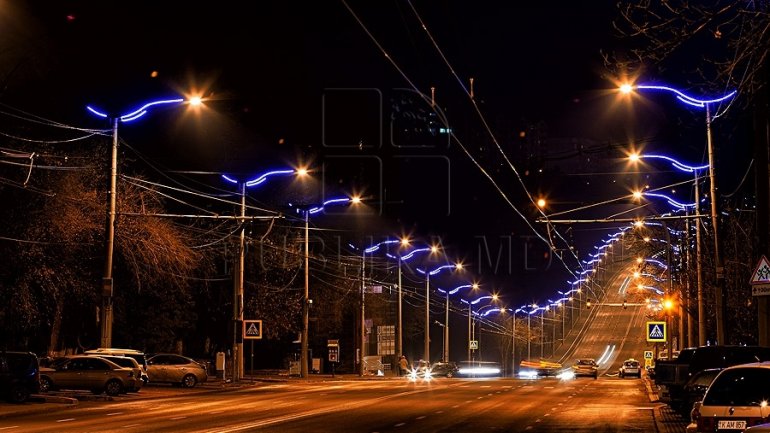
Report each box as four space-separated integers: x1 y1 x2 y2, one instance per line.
690 401 701 424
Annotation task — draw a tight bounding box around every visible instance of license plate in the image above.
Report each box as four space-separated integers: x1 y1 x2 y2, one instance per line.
717 420 747 430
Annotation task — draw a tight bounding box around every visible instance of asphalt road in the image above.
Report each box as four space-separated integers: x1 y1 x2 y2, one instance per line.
0 254 690 433
1 377 663 433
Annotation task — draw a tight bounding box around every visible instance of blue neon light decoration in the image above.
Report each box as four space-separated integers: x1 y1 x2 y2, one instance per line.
86 98 185 122
641 192 696 210
634 84 737 108
417 264 460 276
634 154 709 173
364 239 401 254
221 169 297 188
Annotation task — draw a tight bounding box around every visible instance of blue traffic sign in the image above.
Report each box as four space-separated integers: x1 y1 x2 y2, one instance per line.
646 321 666 342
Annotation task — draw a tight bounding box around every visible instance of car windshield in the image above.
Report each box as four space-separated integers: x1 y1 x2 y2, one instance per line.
703 368 770 406
625 361 639 367
577 360 594 366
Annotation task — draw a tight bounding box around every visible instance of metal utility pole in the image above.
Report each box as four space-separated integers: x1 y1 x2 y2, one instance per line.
233 183 246 382
301 212 309 378
424 274 430 362
397 259 403 358
359 251 366 376
706 105 726 344
444 292 450 361
100 118 119 349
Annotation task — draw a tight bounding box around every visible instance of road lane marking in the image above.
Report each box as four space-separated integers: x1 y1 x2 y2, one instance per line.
0 426 20 430
107 412 123 416
394 423 405 427
171 416 187 420
121 424 142 428
416 416 426 420
452 405 460 408
56 419 75 423
209 411 224 414
435 411 443 414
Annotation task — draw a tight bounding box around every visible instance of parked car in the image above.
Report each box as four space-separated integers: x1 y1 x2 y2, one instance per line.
84 348 148 371
429 361 459 378
146 354 207 387
679 368 722 417
690 362 770 432
619 359 642 378
39 356 136 396
85 354 147 392
0 351 40 403
656 345 770 412
572 358 598 379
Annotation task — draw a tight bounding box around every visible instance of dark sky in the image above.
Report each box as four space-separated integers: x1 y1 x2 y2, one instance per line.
1 1 750 306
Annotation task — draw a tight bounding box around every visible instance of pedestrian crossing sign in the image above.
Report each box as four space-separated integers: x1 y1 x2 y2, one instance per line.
646 321 666 342
243 320 263 340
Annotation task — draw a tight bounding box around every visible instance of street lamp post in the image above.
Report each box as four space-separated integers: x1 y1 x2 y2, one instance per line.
222 168 304 381
388 244 435 359
437 283 478 362
86 97 198 349
621 82 736 344
418 263 462 363
462 294 496 364
298 196 360 378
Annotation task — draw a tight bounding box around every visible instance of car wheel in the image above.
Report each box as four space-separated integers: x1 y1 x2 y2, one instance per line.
9 385 30 403
39 377 52 393
619 372 624 378
105 379 123 396
446 371 454 378
181 374 198 388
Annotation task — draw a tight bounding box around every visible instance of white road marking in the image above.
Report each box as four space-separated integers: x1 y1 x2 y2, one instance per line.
0 426 20 430
435 411 444 414
107 412 123 416
121 424 142 428
394 423 406 427
209 411 224 415
56 418 75 423
171 416 187 420
416 416 426 420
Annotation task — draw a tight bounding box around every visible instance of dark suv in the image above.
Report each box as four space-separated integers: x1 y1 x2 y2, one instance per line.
0 351 40 403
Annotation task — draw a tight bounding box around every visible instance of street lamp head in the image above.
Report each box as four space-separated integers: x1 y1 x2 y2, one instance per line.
296 167 309 177
351 196 362 204
634 220 645 228
472 283 480 290
430 245 439 254
400 237 410 247
537 198 546 208
619 83 634 94
632 191 643 200
455 263 463 270
492 294 499 301
628 152 640 162
188 96 203 107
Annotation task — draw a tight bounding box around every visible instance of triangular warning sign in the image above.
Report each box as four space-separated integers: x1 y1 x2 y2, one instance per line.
751 256 770 285
650 325 664 339
246 322 260 336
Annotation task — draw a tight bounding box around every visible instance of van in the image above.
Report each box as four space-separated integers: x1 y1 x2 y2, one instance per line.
84 348 148 371
0 351 40 403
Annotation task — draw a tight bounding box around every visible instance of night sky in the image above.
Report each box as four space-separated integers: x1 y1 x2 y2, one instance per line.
1 1 752 305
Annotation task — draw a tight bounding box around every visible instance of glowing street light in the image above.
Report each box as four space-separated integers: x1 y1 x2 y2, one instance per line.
385 240 437 360
297 195 361 378
437 283 479 363
418 263 463 362
86 96 203 350
620 81 737 344
221 167 307 382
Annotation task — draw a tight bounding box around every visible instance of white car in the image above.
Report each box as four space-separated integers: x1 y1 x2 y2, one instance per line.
690 362 770 432
619 359 641 378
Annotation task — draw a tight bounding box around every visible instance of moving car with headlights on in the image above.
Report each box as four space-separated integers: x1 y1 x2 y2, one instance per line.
619 359 641 378
429 361 459 378
572 358 598 379
146 354 208 387
39 356 136 396
690 362 770 432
